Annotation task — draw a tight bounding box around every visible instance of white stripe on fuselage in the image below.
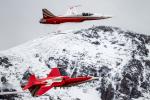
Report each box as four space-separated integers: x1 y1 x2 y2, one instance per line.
45 76 63 86
60 13 104 17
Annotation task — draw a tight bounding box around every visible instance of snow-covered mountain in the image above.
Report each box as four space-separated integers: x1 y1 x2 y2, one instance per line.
0 26 150 100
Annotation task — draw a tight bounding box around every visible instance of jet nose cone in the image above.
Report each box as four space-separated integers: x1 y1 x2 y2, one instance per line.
91 77 99 80
107 16 112 18
104 16 112 19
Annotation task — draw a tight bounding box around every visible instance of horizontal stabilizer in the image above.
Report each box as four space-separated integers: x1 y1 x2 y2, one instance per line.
36 85 53 96
23 74 37 90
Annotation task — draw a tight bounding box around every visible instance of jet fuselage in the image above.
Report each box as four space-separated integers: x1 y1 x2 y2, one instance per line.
22 68 98 97
40 16 111 24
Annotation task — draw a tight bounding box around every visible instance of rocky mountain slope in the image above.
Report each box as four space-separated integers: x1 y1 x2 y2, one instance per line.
0 26 150 100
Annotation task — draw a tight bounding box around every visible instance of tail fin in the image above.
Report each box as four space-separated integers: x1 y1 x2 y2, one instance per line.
23 74 37 90
42 8 56 18
48 68 61 77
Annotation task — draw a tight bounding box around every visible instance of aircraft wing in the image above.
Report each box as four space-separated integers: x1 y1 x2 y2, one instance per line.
36 85 54 96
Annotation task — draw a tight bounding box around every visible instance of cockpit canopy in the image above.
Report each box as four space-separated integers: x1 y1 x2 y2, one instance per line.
82 12 94 16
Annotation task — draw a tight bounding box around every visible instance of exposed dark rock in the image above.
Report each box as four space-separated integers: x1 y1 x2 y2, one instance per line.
130 87 142 98
35 53 39 58
92 41 100 45
0 56 13 68
118 43 125 46
120 59 144 98
140 81 150 90
75 98 80 100
2 57 9 64
101 83 114 100
57 96 61 100
120 77 130 95
111 41 118 44
62 49 66 52
1 76 7 84
98 66 111 77
144 60 150 68
96 26 114 33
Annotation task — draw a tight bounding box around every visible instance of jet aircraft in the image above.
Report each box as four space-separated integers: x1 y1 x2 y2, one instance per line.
22 67 98 97
39 8 112 24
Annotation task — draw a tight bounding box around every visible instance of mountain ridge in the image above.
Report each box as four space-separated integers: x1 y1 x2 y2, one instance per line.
0 26 150 100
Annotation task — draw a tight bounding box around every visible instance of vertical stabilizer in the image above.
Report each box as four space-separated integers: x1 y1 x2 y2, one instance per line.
48 68 61 77
42 8 56 18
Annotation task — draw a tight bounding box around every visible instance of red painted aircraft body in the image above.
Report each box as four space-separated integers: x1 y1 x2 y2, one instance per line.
40 9 111 24
22 68 98 97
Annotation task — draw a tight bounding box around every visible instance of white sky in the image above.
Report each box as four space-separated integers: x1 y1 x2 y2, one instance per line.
0 0 150 51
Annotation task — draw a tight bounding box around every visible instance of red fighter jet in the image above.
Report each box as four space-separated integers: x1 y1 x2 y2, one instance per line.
22 67 98 97
39 8 112 24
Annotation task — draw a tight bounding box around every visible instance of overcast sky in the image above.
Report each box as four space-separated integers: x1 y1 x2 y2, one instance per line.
0 0 150 51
